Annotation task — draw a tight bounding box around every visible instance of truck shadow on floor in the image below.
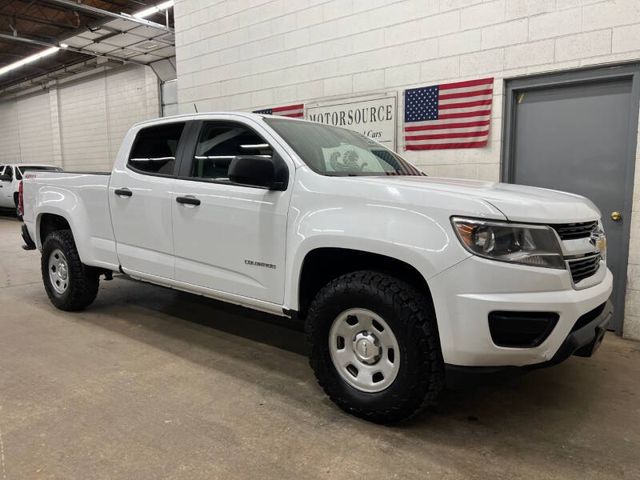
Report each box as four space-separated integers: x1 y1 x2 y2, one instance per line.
53 274 636 476
0 210 19 220
77 275 601 430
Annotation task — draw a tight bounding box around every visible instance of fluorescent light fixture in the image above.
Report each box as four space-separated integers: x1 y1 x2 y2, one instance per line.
133 1 175 19
59 43 69 49
0 46 59 77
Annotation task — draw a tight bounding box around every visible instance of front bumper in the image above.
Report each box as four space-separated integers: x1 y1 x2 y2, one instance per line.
532 299 612 368
429 255 614 367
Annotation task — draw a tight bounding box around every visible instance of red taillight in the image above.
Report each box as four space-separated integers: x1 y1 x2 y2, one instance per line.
18 180 24 217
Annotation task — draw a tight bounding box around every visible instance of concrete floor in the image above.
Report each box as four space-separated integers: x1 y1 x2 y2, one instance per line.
0 216 639 480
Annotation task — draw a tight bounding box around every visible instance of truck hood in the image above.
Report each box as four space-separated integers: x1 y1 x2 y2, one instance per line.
360 176 600 223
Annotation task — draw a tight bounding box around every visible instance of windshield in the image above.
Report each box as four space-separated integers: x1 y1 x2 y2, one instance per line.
264 118 424 176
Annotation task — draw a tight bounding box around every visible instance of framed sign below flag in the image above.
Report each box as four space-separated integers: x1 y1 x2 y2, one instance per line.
403 78 493 150
253 103 304 118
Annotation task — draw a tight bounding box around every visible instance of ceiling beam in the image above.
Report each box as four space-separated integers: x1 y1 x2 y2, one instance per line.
0 12 79 30
0 58 124 98
41 0 173 31
0 30 65 48
0 31 145 66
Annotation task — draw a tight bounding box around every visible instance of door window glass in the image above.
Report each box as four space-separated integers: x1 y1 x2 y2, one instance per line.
128 122 185 175
3 166 13 180
190 122 272 181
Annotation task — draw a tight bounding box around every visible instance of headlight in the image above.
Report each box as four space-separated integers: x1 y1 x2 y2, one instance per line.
451 217 565 269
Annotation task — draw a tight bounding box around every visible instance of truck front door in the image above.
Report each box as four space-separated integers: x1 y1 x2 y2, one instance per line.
108 121 186 280
171 118 292 304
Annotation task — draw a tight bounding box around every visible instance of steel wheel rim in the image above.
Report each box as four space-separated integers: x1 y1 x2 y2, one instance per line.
329 308 400 393
48 249 69 295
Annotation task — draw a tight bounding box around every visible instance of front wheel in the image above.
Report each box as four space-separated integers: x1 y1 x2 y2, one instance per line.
41 230 99 311
306 271 444 423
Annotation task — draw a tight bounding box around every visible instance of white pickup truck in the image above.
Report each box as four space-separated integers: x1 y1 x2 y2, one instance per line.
22 113 613 423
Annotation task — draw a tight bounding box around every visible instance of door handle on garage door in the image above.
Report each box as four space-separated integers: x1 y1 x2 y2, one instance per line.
176 196 201 206
114 188 133 197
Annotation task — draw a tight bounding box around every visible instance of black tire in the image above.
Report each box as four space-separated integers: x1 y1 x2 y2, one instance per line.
306 271 444 424
41 229 99 311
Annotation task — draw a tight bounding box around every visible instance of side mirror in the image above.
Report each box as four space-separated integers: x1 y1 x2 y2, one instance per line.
0 174 11 182
228 155 287 190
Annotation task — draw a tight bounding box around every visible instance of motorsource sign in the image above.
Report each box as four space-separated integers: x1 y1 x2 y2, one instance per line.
305 94 398 150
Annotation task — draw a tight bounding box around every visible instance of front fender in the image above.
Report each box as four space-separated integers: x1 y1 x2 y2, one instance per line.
283 202 470 311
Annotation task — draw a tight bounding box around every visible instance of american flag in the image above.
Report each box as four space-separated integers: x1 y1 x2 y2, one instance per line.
403 78 493 150
253 103 304 118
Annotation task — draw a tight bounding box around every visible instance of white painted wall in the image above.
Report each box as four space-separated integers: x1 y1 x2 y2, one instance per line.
0 64 159 172
174 0 640 338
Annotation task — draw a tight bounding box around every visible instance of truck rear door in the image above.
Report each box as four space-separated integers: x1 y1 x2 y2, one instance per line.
108 121 187 280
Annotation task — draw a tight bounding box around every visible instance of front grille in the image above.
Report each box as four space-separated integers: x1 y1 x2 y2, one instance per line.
551 221 598 240
567 254 601 284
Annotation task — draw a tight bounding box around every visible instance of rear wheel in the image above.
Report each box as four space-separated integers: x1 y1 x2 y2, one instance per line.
306 271 444 423
41 230 99 311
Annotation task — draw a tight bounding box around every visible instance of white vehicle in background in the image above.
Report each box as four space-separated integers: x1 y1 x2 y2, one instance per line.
0 164 62 217
20 113 613 423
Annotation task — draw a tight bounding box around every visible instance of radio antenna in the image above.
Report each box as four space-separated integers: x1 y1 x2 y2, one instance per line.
193 103 198 113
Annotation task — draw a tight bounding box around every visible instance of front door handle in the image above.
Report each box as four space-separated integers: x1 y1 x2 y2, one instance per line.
611 211 622 221
114 188 133 197
176 196 201 206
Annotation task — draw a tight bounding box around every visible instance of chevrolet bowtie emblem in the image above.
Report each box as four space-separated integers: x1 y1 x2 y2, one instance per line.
589 228 606 253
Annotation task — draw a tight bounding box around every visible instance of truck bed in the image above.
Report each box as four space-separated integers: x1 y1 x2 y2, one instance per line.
22 171 119 270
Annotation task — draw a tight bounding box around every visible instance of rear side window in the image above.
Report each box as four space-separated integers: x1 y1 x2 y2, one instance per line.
128 122 185 175
190 122 272 181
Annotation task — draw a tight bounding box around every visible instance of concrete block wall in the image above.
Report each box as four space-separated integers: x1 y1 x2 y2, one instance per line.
173 0 640 179
625 116 640 339
0 92 55 165
58 73 111 171
174 0 640 338
0 100 21 164
60 65 159 171
0 64 159 172
106 66 160 161
16 93 55 166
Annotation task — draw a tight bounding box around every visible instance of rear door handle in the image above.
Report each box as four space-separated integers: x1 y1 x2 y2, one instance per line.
114 188 133 197
176 196 201 206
